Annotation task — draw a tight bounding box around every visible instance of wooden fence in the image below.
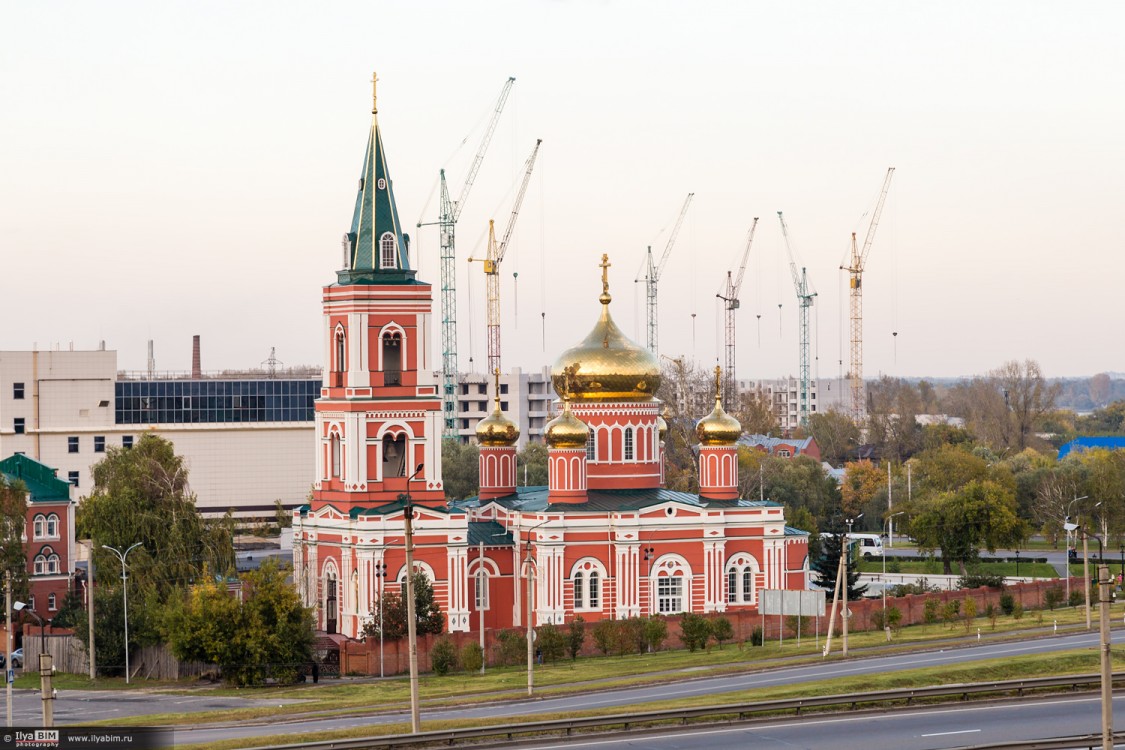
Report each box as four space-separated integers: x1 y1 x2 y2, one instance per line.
22 628 215 680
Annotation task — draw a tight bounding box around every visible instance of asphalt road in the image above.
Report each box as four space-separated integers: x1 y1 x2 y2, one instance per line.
515 694 1125 750
164 628 1125 745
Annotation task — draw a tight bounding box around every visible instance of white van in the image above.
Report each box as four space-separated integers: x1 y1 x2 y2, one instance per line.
850 533 884 558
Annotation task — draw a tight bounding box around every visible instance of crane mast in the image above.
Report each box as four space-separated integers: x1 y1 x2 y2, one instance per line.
716 217 759 407
422 77 515 437
841 167 895 421
471 139 542 378
777 211 818 427
643 193 694 355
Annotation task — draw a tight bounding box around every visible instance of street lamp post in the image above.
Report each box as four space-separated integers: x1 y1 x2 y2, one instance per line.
1119 545 1123 583
1065 495 1089 619
102 542 142 684
374 562 387 678
477 541 486 675
643 547 655 615
401 463 425 734
1015 549 1020 579
882 512 903 641
524 518 550 696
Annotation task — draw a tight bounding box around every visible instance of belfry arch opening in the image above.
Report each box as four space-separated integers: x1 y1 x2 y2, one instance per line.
382 331 402 385
382 432 406 476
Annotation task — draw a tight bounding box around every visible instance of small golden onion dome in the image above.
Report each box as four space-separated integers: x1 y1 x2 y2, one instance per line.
695 398 742 445
656 413 668 441
545 402 589 449
476 405 519 447
551 254 661 402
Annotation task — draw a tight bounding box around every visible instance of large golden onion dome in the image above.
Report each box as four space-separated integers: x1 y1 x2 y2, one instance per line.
551 254 661 402
656 412 668 442
476 371 520 447
545 400 589 449
695 366 742 446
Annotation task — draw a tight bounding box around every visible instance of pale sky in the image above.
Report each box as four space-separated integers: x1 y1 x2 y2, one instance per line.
2 1 1123 380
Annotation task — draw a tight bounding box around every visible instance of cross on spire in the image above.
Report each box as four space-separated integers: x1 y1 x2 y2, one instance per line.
599 254 612 305
371 71 378 114
714 365 723 404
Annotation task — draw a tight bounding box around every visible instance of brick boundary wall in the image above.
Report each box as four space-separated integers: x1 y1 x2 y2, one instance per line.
341 580 1061 676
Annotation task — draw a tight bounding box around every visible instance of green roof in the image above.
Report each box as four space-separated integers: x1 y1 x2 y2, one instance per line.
0 454 71 503
468 520 514 547
348 498 459 519
336 101 415 286
454 487 782 514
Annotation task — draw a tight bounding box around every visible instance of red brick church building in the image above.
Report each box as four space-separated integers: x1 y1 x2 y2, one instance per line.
292 78 809 639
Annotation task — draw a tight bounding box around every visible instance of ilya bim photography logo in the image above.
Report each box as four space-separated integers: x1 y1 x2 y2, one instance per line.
3 728 173 749
8 729 59 747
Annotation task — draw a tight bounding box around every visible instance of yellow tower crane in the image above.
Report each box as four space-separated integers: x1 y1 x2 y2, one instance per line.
841 167 895 420
470 139 543 377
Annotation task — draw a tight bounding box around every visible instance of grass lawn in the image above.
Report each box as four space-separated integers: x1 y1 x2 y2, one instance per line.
84 599 1120 732
857 559 1058 578
173 647 1125 750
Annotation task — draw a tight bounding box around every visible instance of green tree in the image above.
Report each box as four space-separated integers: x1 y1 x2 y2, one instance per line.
363 571 445 639
992 359 1060 451
810 522 867 601
763 455 843 527
807 409 860 466
734 388 778 436
430 638 457 675
164 559 314 686
460 641 484 673
566 615 586 660
0 476 29 603
77 435 234 644
907 480 1026 575
441 440 480 501
536 622 566 663
643 616 668 652
711 616 733 648
517 442 548 486
592 619 617 655
679 612 712 652
866 376 923 462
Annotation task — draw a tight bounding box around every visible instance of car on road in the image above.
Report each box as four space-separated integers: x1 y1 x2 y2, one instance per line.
10 648 22 669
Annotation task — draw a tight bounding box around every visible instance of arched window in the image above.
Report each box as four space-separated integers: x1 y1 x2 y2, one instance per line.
380 232 397 269
330 433 342 478
623 427 634 461
725 554 759 605
572 560 607 611
727 570 737 603
474 570 490 610
585 430 595 461
382 432 406 477
382 331 402 385
335 330 346 373
742 569 753 603
656 576 683 613
33 514 45 539
48 593 57 611
588 571 600 608
34 554 46 575
46 514 59 538
573 571 584 609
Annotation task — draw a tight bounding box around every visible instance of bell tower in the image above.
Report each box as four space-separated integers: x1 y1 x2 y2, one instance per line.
312 72 444 511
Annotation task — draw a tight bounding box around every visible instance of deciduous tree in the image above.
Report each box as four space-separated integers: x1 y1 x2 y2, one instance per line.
807 409 860 466
840 460 884 518
0 476 29 603
906 480 1025 575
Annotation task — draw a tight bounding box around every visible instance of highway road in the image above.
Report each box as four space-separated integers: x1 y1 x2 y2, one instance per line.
163 628 1125 745
515 694 1125 750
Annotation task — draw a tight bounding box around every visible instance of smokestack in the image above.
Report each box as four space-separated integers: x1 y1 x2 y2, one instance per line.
191 335 201 379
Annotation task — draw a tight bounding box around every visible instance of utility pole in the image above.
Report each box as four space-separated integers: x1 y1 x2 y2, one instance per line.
87 545 95 679
1098 564 1113 750
5 571 11 728
402 463 424 734
478 542 486 675
1083 525 1092 631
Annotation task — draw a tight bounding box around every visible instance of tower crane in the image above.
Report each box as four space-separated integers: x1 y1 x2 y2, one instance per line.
639 193 694 355
777 211 818 427
715 217 759 408
469 139 542 377
841 167 895 421
418 77 515 437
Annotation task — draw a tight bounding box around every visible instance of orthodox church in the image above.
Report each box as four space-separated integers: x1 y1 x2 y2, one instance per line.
293 78 809 639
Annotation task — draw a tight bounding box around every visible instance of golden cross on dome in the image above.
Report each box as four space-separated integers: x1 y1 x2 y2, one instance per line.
371 71 378 114
599 254 611 295
493 368 501 408
714 365 722 403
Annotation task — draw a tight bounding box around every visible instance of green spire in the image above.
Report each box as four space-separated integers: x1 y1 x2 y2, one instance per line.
337 73 415 285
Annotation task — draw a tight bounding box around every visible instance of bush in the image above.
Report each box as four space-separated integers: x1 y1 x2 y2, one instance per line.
872 606 903 632
1069 590 1085 607
566 616 586 660
537 622 567 663
618 617 646 655
1044 587 1065 610
679 613 713 652
963 598 977 632
891 578 940 597
923 598 941 625
957 572 1005 590
496 630 527 666
750 626 764 647
999 592 1015 616
592 619 618 655
460 641 483 673
984 603 998 630
431 638 458 676
711 617 734 648
643 616 668 653
941 600 961 629
1012 602 1024 620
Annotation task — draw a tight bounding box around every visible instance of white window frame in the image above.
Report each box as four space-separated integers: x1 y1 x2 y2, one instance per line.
33 514 45 540
656 576 683 614
46 514 59 538
623 427 634 461
379 232 397 269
